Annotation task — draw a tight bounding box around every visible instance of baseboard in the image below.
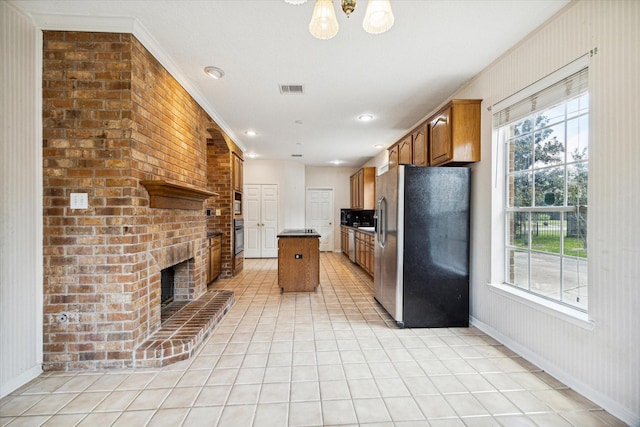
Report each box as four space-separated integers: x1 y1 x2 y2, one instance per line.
470 316 638 427
1 365 42 399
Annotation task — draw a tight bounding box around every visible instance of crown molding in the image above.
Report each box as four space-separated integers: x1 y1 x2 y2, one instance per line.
27 11 245 152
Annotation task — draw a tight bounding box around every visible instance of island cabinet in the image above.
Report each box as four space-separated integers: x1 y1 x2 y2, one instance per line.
207 233 222 284
277 229 320 292
350 167 376 210
429 99 481 166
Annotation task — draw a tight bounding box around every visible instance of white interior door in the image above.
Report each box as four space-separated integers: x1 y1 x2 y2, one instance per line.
244 184 278 258
244 185 261 258
260 185 278 258
306 188 334 252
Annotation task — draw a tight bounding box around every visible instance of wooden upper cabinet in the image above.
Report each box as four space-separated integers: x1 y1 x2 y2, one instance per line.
350 172 359 209
387 143 399 169
398 135 413 165
350 167 376 210
411 124 428 166
429 99 481 166
232 153 243 192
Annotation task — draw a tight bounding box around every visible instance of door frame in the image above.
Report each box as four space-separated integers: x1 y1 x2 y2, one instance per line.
305 187 335 252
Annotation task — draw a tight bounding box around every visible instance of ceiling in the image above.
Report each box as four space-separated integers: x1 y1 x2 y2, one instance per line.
14 0 569 167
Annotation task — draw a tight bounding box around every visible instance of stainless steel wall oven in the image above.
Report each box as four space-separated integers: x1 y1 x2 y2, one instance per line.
234 219 244 255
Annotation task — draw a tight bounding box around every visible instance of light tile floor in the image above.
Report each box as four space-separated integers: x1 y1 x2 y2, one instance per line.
0 253 626 426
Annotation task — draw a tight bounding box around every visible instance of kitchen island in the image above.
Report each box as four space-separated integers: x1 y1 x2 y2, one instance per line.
277 229 320 292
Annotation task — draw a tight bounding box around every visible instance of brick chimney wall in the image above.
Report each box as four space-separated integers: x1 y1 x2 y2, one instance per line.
206 137 233 277
42 31 220 370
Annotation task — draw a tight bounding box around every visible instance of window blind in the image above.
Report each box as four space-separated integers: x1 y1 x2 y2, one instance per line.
493 55 589 127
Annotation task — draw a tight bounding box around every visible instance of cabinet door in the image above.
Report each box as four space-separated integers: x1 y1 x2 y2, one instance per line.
398 135 413 165
349 174 358 209
388 144 399 169
368 235 374 275
429 107 452 166
211 236 221 281
356 169 364 209
208 239 213 283
233 153 243 192
412 124 428 166
356 232 365 266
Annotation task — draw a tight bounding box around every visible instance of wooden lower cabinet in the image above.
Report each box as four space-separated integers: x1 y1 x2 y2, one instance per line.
208 234 222 284
340 226 349 256
355 230 374 276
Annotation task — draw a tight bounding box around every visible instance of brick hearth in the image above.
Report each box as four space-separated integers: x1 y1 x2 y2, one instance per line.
133 290 234 368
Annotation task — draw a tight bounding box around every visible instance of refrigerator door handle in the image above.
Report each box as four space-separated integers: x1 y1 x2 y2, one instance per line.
378 196 387 247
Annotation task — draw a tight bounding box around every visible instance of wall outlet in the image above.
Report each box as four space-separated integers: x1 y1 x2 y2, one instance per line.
216 209 222 216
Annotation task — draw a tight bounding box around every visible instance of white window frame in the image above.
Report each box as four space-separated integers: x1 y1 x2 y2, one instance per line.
488 56 593 328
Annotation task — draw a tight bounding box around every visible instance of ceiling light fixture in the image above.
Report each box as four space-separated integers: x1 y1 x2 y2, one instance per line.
358 114 374 122
304 0 394 40
245 130 257 136
204 66 225 79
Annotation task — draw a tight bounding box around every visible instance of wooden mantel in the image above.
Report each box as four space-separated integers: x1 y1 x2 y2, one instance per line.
141 180 218 210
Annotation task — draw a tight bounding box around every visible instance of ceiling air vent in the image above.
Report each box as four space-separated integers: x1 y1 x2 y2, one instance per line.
291 154 303 158
279 84 304 95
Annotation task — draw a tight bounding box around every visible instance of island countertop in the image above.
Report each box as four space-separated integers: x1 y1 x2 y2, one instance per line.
277 229 320 238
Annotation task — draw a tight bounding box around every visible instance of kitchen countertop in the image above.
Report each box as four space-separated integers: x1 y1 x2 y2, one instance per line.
340 225 375 234
277 229 321 238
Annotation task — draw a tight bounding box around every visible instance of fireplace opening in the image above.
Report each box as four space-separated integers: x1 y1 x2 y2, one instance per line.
160 266 175 308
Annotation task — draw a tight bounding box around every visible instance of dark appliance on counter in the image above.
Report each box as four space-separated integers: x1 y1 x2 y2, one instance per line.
234 219 244 255
374 166 470 328
340 209 352 226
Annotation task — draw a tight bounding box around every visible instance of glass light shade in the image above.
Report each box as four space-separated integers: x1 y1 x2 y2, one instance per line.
309 0 339 40
362 0 394 34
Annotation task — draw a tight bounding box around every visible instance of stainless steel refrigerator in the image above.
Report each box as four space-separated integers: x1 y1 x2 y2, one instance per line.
374 165 470 328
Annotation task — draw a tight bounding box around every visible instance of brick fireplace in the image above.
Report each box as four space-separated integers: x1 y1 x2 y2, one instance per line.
42 31 237 370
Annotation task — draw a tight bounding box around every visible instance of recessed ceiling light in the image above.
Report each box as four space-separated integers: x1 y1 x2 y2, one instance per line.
204 66 225 79
295 120 303 125
330 160 343 165
244 130 257 136
246 152 258 158
358 114 374 122
374 144 385 149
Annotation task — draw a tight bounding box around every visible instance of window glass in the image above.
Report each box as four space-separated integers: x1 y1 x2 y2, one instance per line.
498 67 588 312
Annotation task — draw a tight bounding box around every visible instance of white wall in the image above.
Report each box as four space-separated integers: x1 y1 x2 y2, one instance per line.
363 150 387 173
445 1 638 424
244 159 306 231
0 2 43 398
305 166 358 251
244 161 359 251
